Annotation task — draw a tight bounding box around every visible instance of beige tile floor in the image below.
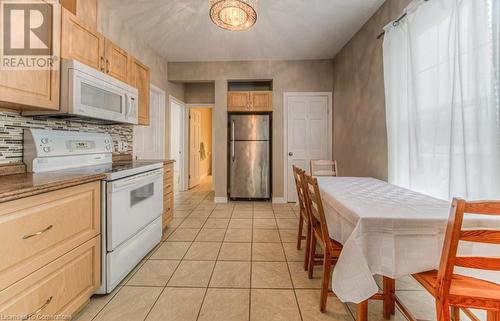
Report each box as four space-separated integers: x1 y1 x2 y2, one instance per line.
74 177 459 321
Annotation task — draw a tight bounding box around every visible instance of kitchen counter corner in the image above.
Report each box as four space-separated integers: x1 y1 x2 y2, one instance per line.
0 172 106 203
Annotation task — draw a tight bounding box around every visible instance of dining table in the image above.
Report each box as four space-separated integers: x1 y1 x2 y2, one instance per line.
316 177 500 321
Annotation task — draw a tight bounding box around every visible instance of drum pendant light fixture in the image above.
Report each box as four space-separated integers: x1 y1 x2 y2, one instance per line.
209 0 257 31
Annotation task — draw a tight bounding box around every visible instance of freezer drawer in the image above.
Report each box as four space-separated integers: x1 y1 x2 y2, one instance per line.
230 140 270 198
230 114 270 141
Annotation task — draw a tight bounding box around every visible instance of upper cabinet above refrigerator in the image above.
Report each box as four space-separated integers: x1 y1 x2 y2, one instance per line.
227 80 273 112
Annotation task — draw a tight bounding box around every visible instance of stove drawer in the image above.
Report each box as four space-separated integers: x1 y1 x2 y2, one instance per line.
0 236 100 319
0 182 100 291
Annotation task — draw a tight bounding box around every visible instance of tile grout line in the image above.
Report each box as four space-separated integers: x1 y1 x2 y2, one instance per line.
194 195 232 321
248 203 255 321
141 192 208 321
277 204 305 321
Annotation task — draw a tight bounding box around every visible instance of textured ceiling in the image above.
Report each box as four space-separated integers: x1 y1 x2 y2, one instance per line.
101 0 385 62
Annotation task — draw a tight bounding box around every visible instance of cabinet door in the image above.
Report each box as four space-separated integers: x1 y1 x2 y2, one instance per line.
227 92 250 112
250 91 273 111
129 57 150 125
104 39 130 83
61 8 104 71
0 2 60 110
61 0 98 29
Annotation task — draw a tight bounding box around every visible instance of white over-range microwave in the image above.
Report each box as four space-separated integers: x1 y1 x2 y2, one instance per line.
24 59 139 124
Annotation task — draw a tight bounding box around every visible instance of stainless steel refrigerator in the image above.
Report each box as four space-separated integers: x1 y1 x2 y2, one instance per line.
229 114 271 199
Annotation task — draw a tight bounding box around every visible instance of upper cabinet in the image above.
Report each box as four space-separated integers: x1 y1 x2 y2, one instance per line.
61 8 104 71
0 2 60 110
61 0 98 30
227 92 250 111
105 39 130 84
228 91 273 112
250 91 273 111
128 57 151 125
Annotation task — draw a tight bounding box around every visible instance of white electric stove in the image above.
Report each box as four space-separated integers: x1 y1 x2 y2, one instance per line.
24 129 164 293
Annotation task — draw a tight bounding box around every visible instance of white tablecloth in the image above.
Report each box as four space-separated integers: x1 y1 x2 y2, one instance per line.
317 177 500 304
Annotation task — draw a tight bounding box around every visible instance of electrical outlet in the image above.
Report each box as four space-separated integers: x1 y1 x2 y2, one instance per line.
116 141 126 152
123 141 128 151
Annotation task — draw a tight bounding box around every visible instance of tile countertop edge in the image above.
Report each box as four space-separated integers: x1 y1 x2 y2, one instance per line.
0 173 107 203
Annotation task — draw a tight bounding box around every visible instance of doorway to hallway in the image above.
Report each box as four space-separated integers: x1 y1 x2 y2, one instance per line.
188 106 213 190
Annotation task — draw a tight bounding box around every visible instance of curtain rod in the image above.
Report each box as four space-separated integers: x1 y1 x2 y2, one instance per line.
376 0 430 39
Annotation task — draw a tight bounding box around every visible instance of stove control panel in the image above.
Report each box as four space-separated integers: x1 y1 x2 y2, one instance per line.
23 129 114 172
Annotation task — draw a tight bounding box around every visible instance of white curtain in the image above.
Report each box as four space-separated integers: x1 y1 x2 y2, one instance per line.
383 0 500 200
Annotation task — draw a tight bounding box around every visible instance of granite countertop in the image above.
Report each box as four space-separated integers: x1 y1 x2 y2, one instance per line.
0 172 106 203
115 159 175 165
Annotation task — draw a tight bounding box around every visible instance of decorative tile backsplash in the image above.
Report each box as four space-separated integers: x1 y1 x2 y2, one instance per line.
0 108 133 165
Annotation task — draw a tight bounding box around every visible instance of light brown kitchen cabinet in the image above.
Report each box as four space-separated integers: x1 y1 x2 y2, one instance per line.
227 91 273 112
105 39 130 84
0 181 101 317
61 0 98 29
61 7 104 71
163 163 174 229
0 66 60 111
61 8 133 85
250 91 273 111
128 57 150 125
0 2 60 111
227 92 251 111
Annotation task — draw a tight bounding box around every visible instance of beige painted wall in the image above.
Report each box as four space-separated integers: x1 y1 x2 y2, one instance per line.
198 108 212 178
332 0 411 180
185 83 215 104
168 60 333 200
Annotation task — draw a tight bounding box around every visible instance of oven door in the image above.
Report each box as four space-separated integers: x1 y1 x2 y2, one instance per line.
106 169 163 251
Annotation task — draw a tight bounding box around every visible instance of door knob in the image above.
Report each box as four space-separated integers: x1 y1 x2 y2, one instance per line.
288 152 293 157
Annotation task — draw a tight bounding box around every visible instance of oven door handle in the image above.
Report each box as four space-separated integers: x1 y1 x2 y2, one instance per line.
109 170 163 192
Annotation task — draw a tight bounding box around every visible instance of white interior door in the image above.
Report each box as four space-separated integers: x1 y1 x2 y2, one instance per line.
286 94 331 202
189 109 202 188
133 85 165 160
170 98 185 191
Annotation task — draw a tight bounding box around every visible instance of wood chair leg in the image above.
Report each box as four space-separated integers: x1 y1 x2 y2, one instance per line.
303 221 311 271
436 301 451 321
451 307 460 321
297 214 304 250
383 277 395 319
308 231 317 279
320 252 332 312
487 311 500 321
356 300 368 321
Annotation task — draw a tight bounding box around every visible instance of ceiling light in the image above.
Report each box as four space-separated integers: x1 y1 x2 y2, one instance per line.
209 0 257 31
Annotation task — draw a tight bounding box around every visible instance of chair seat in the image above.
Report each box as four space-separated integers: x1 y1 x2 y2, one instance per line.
413 270 500 309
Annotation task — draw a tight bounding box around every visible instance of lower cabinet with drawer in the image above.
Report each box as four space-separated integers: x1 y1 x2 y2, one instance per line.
163 162 174 229
0 181 101 319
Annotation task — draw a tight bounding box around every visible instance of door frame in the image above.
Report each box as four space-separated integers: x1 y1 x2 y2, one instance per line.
186 104 214 190
133 84 165 160
283 92 333 203
169 95 187 191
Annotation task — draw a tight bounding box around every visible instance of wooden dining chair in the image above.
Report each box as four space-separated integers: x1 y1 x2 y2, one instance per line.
292 165 312 270
303 172 343 312
412 198 500 321
310 159 338 177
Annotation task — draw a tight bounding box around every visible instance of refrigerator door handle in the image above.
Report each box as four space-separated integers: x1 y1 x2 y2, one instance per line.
231 120 235 162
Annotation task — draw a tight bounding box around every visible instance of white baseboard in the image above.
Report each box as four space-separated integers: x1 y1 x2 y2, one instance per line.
272 197 287 204
214 196 228 203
